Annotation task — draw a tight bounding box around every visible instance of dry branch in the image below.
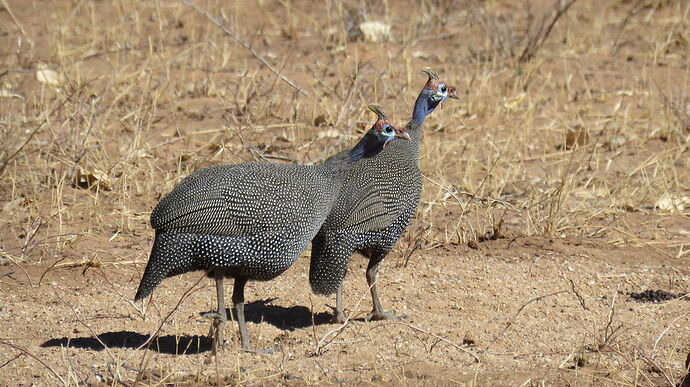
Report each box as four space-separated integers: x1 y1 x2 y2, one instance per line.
181 0 308 96
424 175 521 211
373 321 481 363
519 0 579 63
0 340 65 384
486 290 568 350
131 274 207 384
0 250 33 286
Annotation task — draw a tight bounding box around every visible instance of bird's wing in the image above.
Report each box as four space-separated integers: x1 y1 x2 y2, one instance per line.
151 163 330 237
331 187 393 232
323 164 400 232
321 144 422 233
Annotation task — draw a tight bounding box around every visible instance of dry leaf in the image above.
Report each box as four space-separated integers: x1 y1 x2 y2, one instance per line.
313 114 328 127
503 92 526 113
75 168 112 191
317 129 342 140
572 187 608 199
565 126 589 149
655 193 689 212
274 132 293 143
36 67 62 86
0 89 24 99
359 21 391 43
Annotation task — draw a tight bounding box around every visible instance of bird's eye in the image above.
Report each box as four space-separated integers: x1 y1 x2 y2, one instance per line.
383 124 393 134
439 84 447 93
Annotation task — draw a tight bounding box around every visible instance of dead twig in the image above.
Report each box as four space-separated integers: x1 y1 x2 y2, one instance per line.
471 0 578 63
312 72 360 164
611 0 647 55
636 347 675 387
315 309 356 355
519 0 579 63
486 290 568 350
0 82 81 180
94 267 147 318
569 279 587 310
0 0 28 38
0 340 65 384
0 353 22 370
53 258 143 269
598 286 625 350
334 73 358 128
424 175 521 211
0 250 33 286
131 274 207 385
315 279 379 355
652 311 690 354
181 0 308 96
52 286 118 363
0 110 49 177
107 361 131 387
372 321 481 362
108 361 161 387
400 223 430 268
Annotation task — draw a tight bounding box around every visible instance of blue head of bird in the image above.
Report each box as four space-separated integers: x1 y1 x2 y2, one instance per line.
413 68 459 124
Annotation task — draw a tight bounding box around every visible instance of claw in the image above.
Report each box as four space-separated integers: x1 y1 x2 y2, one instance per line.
330 313 345 324
365 309 406 322
202 311 227 354
327 305 345 324
241 346 280 355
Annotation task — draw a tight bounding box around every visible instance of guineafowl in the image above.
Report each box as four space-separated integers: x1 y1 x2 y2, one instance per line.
309 68 458 323
134 105 409 351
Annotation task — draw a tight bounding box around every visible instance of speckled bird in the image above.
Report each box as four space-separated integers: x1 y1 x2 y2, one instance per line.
309 68 458 322
134 105 408 351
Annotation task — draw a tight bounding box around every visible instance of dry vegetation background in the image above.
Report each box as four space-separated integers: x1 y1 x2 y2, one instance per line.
1 0 689 385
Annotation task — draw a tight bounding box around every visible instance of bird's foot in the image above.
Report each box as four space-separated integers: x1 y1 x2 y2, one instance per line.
201 310 228 320
240 346 280 355
202 312 227 354
327 303 346 324
365 309 406 322
330 312 345 324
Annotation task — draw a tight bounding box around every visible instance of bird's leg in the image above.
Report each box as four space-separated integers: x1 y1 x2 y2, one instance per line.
232 276 252 351
331 285 345 324
210 270 227 354
365 259 400 321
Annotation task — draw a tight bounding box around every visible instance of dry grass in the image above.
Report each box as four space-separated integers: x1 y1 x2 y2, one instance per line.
1 0 689 385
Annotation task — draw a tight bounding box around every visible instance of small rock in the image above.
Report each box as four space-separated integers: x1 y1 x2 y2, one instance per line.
462 332 476 346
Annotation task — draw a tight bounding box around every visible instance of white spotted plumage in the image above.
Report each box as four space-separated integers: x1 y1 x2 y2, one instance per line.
309 69 459 322
133 105 408 349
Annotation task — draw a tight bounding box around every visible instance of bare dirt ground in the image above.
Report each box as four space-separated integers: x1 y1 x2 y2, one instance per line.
1 0 689 385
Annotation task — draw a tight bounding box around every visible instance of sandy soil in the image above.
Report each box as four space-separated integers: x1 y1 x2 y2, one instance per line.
1 0 689 385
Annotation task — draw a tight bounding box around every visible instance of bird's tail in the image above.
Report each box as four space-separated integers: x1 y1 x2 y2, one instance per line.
134 231 209 301
134 231 169 301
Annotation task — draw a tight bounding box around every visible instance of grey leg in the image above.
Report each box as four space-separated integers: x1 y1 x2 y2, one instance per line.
365 260 398 321
232 276 252 350
211 271 227 354
332 285 345 324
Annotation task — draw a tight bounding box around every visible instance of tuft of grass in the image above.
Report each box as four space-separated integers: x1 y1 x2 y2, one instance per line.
0 0 688 385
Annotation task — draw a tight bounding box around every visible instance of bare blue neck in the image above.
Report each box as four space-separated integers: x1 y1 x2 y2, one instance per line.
409 90 440 130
